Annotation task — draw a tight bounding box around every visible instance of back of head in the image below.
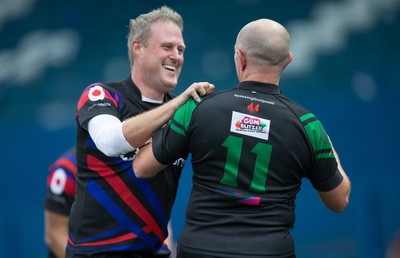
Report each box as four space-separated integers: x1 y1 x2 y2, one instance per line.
236 19 290 67
127 6 183 65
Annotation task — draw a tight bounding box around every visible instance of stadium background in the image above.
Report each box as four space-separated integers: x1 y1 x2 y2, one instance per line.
0 0 399 257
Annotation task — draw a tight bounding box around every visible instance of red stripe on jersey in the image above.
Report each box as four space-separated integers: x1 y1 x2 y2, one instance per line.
69 232 136 247
68 225 153 247
87 155 165 242
77 91 89 111
77 85 118 111
47 173 54 187
64 177 76 196
53 158 76 196
54 158 77 176
102 88 118 107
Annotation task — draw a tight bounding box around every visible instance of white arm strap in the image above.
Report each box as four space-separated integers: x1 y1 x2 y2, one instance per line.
88 114 135 157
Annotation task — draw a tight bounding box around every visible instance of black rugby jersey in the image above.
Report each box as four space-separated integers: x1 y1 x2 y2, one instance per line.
67 77 184 257
152 81 343 257
44 147 76 258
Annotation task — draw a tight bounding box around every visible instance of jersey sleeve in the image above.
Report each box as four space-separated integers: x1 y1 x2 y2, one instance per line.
152 98 198 165
44 155 76 216
300 113 343 191
76 84 122 129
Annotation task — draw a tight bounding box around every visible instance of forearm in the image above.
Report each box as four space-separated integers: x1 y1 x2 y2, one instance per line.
45 211 69 258
122 98 181 148
165 221 175 253
318 144 351 212
123 81 214 150
337 164 351 204
49 235 68 258
133 143 167 178
318 176 350 213
333 145 351 201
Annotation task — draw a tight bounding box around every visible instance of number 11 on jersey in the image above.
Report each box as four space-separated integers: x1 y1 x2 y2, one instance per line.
220 135 272 193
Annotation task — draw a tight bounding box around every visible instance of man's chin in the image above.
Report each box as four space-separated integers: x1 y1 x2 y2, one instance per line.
163 80 178 91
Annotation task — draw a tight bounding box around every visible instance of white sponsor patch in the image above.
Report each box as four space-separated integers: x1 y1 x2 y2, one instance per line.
50 168 67 195
88 85 105 101
230 111 270 140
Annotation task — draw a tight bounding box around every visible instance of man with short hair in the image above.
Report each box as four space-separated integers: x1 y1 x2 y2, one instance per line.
133 18 351 258
66 6 214 258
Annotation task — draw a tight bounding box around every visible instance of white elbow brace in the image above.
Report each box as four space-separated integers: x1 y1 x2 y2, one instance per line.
88 114 134 157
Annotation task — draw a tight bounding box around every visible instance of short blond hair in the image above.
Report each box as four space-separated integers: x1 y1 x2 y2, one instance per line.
127 6 183 66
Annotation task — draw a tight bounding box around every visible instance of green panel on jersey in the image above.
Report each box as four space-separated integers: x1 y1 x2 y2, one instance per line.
169 98 199 136
300 113 334 159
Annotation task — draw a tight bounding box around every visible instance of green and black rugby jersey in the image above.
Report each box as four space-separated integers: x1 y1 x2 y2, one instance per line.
152 81 343 258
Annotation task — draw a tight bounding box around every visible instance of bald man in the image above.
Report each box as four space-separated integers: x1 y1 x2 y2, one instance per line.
133 19 351 258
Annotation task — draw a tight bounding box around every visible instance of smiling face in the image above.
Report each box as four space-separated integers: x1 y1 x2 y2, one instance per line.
133 20 185 98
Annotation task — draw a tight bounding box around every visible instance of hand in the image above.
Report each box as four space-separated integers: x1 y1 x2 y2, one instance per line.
180 82 215 103
185 82 215 102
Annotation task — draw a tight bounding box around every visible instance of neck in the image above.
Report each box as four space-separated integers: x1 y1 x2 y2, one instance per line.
241 72 280 85
131 72 164 101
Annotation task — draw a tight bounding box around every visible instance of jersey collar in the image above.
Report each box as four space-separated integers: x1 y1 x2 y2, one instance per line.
125 75 142 98
236 81 282 95
125 75 175 103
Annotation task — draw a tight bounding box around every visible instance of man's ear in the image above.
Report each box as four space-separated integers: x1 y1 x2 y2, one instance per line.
282 51 293 70
287 51 293 65
237 50 247 71
132 40 142 56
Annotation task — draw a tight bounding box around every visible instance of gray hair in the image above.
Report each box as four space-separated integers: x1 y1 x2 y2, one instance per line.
127 6 183 66
236 19 290 66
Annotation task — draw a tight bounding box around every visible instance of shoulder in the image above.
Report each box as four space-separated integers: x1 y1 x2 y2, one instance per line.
200 88 236 103
276 95 311 119
77 80 127 108
84 78 130 96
